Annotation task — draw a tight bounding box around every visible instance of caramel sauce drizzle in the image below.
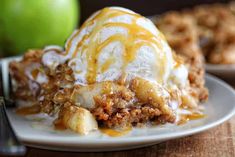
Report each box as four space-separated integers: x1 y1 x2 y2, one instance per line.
101 57 116 73
65 8 168 84
177 113 205 125
16 105 41 115
54 118 67 130
31 69 39 80
100 126 132 137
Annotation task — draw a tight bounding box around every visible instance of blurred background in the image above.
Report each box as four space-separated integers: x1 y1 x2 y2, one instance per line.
80 0 231 22
0 0 232 57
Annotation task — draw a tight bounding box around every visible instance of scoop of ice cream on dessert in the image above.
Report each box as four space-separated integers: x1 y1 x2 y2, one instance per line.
42 7 188 88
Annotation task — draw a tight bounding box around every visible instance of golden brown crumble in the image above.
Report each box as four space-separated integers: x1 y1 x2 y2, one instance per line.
155 3 235 65
10 50 180 128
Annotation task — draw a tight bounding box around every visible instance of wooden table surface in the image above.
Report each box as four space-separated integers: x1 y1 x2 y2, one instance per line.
2 78 235 157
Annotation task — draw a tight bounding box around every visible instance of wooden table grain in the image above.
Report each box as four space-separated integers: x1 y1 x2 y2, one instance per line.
2 79 235 157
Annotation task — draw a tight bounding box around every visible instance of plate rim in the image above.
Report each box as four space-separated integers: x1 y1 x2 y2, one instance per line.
8 74 235 145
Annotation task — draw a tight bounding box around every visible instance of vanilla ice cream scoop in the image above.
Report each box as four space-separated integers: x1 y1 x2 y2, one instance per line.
42 7 188 87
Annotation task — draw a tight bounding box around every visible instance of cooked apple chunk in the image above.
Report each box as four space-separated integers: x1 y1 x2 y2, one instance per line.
57 105 98 134
130 77 175 122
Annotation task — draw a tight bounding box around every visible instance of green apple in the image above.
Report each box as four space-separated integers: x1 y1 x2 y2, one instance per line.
0 0 79 56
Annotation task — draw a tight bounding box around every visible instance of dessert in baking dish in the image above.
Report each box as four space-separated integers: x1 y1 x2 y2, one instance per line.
10 7 208 135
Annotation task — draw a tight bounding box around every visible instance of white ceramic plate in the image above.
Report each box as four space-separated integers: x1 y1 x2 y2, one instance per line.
206 64 235 78
5 74 235 152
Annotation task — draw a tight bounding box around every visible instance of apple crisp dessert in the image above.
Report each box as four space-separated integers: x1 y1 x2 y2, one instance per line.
10 7 208 135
